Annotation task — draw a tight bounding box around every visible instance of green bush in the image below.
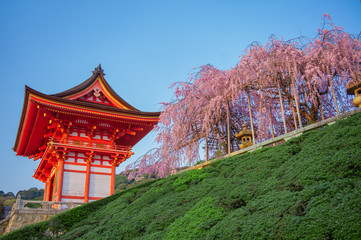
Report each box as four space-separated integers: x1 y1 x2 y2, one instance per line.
164 197 225 239
173 169 209 191
2 112 361 239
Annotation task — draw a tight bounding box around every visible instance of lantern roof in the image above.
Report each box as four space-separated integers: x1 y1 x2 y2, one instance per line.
346 80 361 95
235 123 252 139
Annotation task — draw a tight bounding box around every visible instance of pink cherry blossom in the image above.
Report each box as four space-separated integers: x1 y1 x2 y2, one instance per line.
125 15 361 180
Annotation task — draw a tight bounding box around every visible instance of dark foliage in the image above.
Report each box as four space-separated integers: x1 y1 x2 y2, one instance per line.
17 188 44 200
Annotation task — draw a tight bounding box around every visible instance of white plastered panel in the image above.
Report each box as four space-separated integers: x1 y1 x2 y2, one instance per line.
89 173 111 198
62 172 85 196
103 161 110 166
66 158 75 163
91 166 111 173
78 159 86 164
68 132 77 136
93 160 101 165
61 198 84 203
64 164 86 171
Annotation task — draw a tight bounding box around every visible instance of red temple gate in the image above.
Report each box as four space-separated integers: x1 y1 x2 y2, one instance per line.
13 65 160 203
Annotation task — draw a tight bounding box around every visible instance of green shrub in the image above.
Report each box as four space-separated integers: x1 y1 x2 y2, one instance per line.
2 112 361 239
173 169 209 191
164 197 225 239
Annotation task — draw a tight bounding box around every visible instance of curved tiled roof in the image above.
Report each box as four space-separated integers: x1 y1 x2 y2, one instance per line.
13 65 160 154
52 64 139 111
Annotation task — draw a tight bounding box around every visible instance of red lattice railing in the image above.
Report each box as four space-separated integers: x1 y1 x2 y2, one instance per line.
48 138 131 152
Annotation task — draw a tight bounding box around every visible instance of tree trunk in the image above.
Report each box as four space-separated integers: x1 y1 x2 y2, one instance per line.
205 135 209 161
247 90 256 144
277 79 287 134
226 102 231 154
292 78 303 128
330 79 340 115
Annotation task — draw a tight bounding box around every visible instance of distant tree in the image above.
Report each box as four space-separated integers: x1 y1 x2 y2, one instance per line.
17 187 44 200
3 199 16 207
114 171 156 192
0 200 4 219
4 192 15 198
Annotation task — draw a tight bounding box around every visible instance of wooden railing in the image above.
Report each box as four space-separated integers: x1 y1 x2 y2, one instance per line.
185 107 361 171
49 138 131 153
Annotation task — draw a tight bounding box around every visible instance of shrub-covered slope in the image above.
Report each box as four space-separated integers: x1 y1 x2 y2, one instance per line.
2 113 361 239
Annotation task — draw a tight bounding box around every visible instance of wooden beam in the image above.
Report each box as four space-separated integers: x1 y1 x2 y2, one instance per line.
125 130 136 136
205 135 209 161
330 79 340 115
246 90 256 144
291 78 303 128
130 127 144 131
277 79 287 134
319 99 325 120
226 102 231 154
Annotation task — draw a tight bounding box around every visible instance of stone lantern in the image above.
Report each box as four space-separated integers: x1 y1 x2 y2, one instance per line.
346 81 361 108
235 123 254 149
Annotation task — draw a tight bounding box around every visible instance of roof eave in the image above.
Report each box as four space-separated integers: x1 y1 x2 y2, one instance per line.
13 85 33 153
30 86 161 118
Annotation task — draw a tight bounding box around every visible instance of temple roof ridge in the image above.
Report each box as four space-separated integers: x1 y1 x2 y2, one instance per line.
51 65 138 111
92 64 105 76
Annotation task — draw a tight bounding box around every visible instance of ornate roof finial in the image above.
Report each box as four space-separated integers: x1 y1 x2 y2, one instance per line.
92 64 105 76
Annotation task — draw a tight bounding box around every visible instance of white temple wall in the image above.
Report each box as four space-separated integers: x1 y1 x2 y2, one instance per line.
89 173 111 198
60 149 114 202
62 171 85 197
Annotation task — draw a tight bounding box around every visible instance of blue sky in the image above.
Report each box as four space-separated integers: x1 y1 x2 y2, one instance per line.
0 0 360 193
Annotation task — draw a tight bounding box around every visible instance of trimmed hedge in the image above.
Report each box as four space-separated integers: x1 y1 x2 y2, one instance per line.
2 112 361 239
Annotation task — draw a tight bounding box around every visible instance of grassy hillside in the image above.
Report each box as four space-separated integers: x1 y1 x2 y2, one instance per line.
2 112 361 239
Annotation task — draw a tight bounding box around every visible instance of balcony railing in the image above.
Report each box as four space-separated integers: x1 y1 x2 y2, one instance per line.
48 138 131 153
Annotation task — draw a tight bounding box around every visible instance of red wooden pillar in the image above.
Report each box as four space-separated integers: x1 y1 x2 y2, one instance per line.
43 181 48 201
46 179 52 201
84 160 91 203
52 174 57 201
110 164 116 195
56 159 64 202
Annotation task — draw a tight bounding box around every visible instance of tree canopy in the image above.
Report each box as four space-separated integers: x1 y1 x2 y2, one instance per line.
126 14 361 179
